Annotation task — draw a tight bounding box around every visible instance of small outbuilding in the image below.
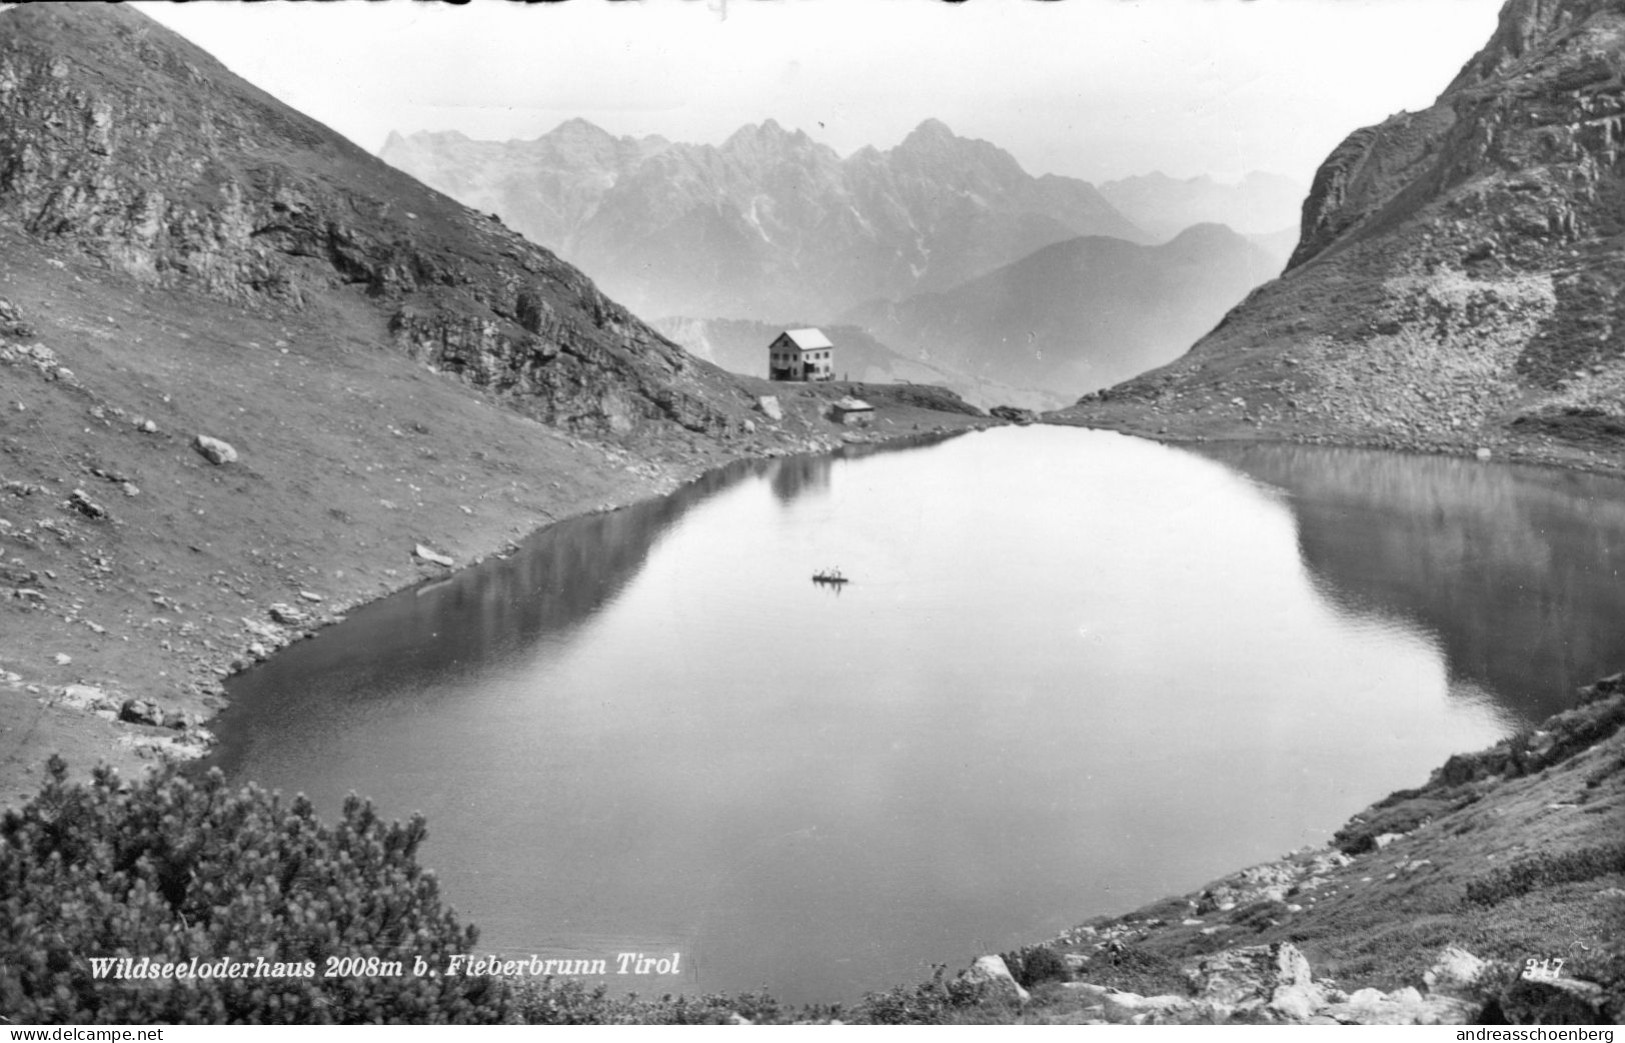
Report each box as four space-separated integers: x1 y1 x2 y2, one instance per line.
830 396 874 426
768 328 835 382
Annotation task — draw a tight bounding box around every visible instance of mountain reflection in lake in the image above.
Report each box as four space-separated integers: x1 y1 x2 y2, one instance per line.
1197 443 1625 722
209 427 1623 1005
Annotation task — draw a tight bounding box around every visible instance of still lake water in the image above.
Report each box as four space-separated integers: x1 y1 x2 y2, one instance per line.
209 426 1625 1005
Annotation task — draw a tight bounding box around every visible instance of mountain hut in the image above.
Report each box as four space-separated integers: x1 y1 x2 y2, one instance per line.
768 328 835 382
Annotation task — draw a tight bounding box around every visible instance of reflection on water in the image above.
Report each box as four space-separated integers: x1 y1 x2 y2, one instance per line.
770 452 837 505
209 428 1625 1006
1199 444 1625 722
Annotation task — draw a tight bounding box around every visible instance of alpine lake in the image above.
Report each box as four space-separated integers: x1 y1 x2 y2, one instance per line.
207 425 1625 1006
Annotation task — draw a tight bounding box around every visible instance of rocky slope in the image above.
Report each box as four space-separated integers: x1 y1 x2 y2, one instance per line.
1010 676 1625 1025
1055 0 1625 473
0 2 761 440
380 118 1151 322
0 2 991 805
1097 170 1307 240
846 224 1282 398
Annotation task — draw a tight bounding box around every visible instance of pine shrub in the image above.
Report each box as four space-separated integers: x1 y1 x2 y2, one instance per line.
1463 841 1625 908
853 965 986 1024
1001 944 1071 988
0 758 508 1024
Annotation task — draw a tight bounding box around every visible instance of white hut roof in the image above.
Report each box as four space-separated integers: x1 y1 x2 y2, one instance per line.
780 328 833 350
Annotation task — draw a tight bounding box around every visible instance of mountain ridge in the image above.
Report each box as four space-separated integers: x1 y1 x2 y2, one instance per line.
0 1 755 438
380 116 1152 321
845 222 1281 397
1056 0 1625 473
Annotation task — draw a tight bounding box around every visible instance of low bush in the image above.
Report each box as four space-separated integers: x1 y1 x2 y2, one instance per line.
1463 842 1625 908
0 758 507 1023
851 964 987 1024
1068 945 1192 997
1231 899 1290 933
1333 794 1460 855
1000 944 1071 988
1583 751 1625 789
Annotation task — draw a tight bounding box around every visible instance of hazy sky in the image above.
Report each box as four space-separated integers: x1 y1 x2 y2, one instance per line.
132 0 1504 185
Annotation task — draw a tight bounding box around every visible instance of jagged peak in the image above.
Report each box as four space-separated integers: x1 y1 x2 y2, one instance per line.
380 128 470 151
546 117 617 143
722 119 800 148
889 119 1029 181
901 118 958 146
719 119 825 161
730 118 779 138
1444 0 1614 92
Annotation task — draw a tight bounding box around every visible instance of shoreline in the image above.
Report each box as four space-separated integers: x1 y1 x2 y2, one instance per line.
8 354 1621 1021
1007 677 1625 1024
1046 413 1625 480
1046 393 1625 480
193 417 1624 1024
0 240 998 807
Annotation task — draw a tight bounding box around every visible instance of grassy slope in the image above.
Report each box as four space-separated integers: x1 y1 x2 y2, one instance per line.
1048 690 1625 1007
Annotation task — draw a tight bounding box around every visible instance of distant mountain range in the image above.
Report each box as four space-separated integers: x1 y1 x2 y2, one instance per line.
1098 171 1307 240
382 119 1304 400
381 118 1153 322
844 223 1281 396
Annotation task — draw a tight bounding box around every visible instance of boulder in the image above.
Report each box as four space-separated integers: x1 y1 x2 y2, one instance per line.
0 296 32 337
1059 981 1116 1005
193 434 238 465
118 698 163 726
1493 976 1610 1025
414 544 454 567
959 955 1030 1004
1188 942 1323 1021
1101 991 1199 1025
1322 985 1480 1025
1423 946 1488 1001
241 617 284 642
161 708 199 731
267 603 306 626
67 488 108 519
57 684 113 711
990 405 1038 424
755 395 783 421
